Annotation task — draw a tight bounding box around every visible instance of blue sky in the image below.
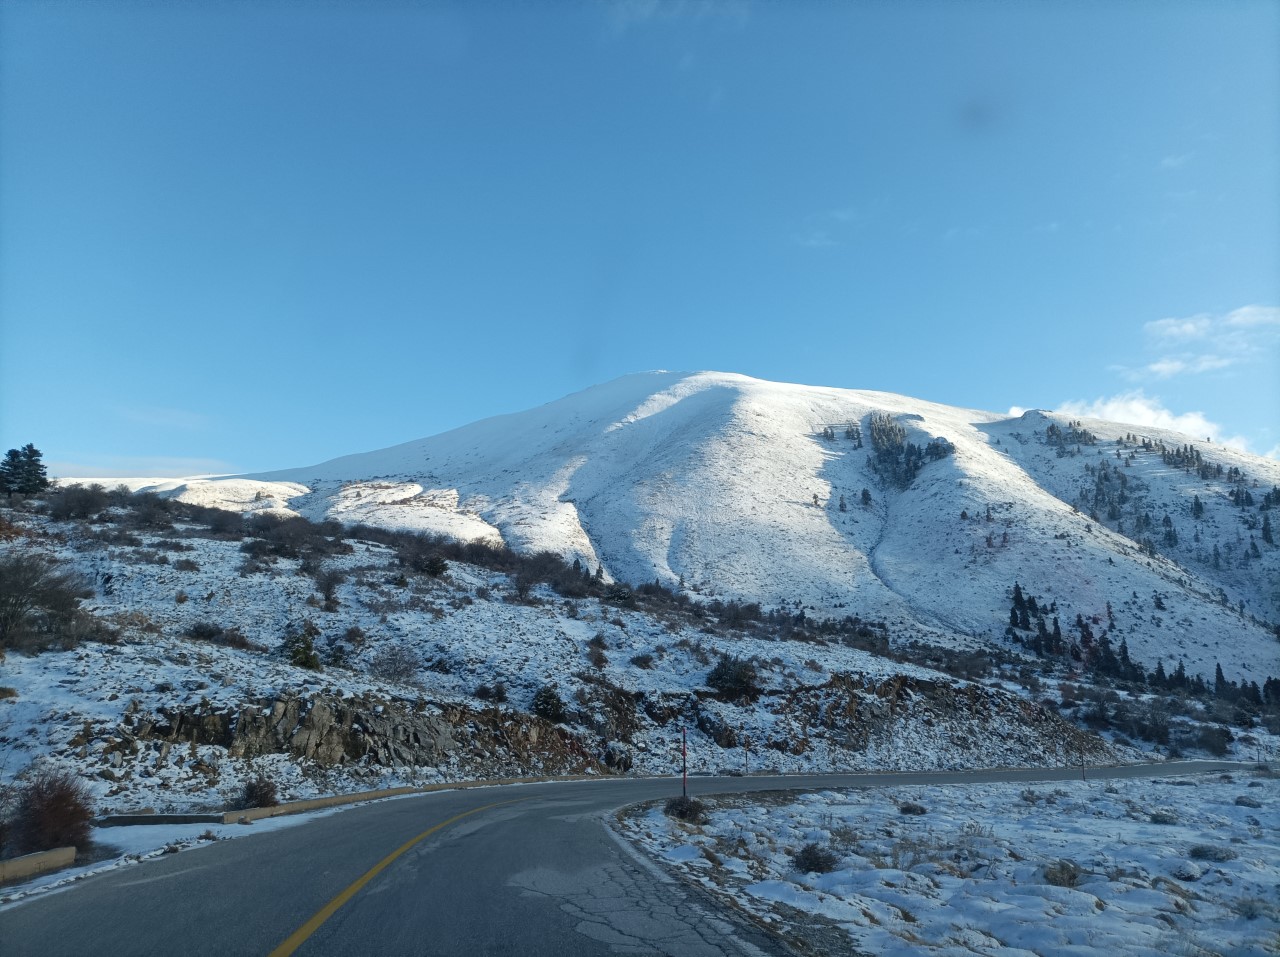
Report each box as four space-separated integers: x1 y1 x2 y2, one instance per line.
1 0 1277 476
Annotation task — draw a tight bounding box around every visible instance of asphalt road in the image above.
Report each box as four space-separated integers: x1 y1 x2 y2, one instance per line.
0 761 1245 957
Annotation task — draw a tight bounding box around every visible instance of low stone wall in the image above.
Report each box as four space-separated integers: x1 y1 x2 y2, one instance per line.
97 813 224 827
0 847 76 884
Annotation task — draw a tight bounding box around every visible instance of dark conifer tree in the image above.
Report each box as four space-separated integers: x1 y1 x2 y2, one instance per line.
0 443 50 495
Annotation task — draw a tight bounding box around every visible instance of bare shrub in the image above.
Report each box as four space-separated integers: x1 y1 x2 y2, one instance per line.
1044 859 1083 887
630 652 654 669
1234 897 1272 920
587 646 608 669
1189 844 1237 862
369 644 419 684
706 655 761 702
898 802 928 816
792 842 839 874
240 777 278 809
1198 725 1233 757
0 552 95 655
183 621 264 652
8 768 94 854
45 484 109 521
663 795 706 823
1149 810 1178 825
475 681 508 703
173 558 200 572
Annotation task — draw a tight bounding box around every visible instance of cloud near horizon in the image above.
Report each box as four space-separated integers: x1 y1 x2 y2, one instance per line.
49 456 238 480
1045 391 1255 453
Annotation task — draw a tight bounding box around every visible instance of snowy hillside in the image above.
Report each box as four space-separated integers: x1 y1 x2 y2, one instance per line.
0 502 1123 816
118 372 1279 683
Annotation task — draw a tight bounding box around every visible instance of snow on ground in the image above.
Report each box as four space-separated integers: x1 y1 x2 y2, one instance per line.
67 372 1280 683
1 506 1142 817
619 771 1279 957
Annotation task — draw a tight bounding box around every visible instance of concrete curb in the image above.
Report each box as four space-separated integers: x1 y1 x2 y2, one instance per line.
0 847 76 883
97 813 224 827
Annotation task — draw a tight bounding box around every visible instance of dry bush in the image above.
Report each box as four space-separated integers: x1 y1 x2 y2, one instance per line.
8 768 94 854
183 621 264 652
239 777 279 809
532 684 567 722
1043 859 1084 887
663 795 707 823
898 802 928 816
369 644 419 684
475 681 508 703
792 842 839 874
0 552 95 655
1189 844 1237 862
629 652 654 669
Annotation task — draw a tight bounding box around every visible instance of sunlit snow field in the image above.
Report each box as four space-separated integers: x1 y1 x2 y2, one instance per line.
620 773 1279 956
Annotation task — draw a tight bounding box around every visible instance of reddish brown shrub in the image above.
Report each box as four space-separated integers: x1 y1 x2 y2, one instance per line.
10 769 94 854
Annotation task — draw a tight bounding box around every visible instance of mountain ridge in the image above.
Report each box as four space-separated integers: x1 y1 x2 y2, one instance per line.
103 371 1278 682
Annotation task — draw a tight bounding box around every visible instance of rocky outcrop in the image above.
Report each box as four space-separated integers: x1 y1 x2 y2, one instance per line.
130 693 607 775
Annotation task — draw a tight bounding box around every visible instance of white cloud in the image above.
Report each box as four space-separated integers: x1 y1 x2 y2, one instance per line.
1159 152 1192 169
115 404 211 431
1144 316 1211 341
1266 445 1280 461
605 0 750 36
1224 304 1280 328
1126 305 1280 382
1143 354 1232 378
1056 391 1250 451
48 456 237 480
792 206 863 248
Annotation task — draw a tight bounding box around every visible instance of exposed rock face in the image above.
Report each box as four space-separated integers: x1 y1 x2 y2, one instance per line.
634 672 1118 769
134 693 606 775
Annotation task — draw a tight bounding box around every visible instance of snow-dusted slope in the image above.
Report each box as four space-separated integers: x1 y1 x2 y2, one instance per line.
124 372 1280 681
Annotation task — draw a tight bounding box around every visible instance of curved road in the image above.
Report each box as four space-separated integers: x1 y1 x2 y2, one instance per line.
0 761 1244 957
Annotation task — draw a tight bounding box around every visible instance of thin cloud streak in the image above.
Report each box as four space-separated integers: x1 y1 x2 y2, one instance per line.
50 456 237 480
1116 305 1280 382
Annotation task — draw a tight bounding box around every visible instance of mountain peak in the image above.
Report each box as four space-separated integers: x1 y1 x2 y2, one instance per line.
124 373 1278 682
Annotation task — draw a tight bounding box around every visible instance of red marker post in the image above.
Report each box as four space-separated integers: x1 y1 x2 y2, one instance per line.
681 726 687 798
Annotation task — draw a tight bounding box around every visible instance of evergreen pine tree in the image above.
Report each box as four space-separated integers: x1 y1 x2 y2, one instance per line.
0 449 22 494
18 444 48 493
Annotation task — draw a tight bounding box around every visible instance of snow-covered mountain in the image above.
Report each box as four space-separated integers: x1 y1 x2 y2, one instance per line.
128 371 1279 682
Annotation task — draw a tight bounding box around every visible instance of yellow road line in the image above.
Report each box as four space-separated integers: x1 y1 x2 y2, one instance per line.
268 798 526 957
